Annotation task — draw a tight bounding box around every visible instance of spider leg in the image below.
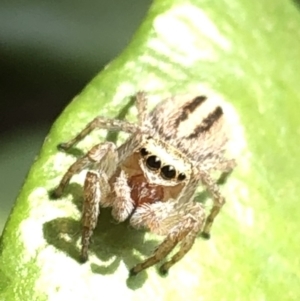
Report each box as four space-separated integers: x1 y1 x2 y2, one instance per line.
199 169 226 239
53 137 141 260
129 202 205 275
80 170 101 262
80 167 123 262
216 158 236 184
110 170 134 222
62 142 125 261
135 91 148 126
52 142 118 198
58 117 137 150
159 203 205 274
58 91 150 151
130 238 178 276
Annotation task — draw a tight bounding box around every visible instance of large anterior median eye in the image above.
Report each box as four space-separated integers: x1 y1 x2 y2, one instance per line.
146 155 161 170
161 165 176 179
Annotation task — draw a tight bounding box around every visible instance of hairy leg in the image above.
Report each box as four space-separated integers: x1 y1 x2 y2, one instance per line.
135 91 148 126
111 170 134 222
130 201 176 235
160 203 205 274
199 169 226 239
130 234 179 276
129 202 205 275
58 118 137 150
81 170 101 262
52 142 118 198
216 158 236 182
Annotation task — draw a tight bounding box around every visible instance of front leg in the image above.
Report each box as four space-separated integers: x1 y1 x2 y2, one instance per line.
110 170 135 222
216 157 236 185
58 117 137 150
52 141 120 261
159 203 205 274
81 168 114 262
81 170 101 262
56 91 151 151
129 201 205 275
52 142 118 198
101 169 135 222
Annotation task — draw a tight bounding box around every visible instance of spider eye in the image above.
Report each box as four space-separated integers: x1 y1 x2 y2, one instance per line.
178 172 186 181
140 148 149 157
146 155 161 170
161 165 176 180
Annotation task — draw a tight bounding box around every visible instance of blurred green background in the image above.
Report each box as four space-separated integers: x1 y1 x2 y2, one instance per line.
0 0 151 232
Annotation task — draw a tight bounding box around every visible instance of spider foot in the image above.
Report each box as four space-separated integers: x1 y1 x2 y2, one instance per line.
49 188 62 199
200 232 211 240
129 267 139 277
79 253 88 264
57 142 71 151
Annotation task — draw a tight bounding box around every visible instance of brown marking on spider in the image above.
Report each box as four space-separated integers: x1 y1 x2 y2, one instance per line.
51 91 236 276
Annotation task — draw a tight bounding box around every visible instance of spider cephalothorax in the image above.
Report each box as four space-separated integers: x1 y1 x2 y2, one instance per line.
137 137 191 186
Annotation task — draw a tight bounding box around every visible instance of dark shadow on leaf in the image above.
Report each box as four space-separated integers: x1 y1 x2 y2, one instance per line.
195 190 210 204
47 180 159 289
48 182 83 208
65 182 84 211
43 217 81 261
43 207 159 289
58 147 85 158
195 169 234 204
217 169 234 185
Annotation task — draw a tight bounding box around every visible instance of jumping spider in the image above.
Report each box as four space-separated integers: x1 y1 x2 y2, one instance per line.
52 92 236 275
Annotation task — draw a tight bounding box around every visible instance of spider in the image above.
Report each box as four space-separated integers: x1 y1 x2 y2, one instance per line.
52 91 236 275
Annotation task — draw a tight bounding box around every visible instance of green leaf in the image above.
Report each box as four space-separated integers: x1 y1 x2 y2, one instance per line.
1 0 300 300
